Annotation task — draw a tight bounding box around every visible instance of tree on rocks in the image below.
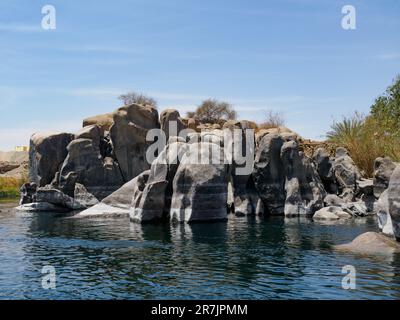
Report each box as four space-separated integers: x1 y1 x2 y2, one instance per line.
118 91 157 108
187 99 237 124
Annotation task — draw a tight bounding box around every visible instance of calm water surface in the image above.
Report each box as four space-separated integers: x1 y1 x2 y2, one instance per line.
1 200 400 300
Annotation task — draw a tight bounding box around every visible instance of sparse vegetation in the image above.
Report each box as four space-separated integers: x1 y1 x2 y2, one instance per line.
0 175 27 198
187 99 237 124
118 91 157 108
258 110 285 129
327 76 400 176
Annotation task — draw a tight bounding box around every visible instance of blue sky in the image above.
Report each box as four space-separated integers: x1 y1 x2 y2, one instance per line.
0 0 399 150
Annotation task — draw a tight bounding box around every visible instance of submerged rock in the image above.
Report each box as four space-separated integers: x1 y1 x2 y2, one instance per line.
335 232 400 255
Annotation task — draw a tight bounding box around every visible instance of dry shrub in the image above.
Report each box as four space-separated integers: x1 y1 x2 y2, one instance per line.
258 110 285 130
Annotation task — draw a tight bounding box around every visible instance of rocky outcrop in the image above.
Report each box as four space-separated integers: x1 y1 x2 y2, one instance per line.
312 148 337 194
58 137 124 200
170 142 229 223
29 132 74 187
82 112 114 131
131 142 188 223
373 157 397 198
159 109 187 142
110 103 160 182
332 147 362 201
223 120 259 216
388 166 400 241
253 134 286 215
253 134 325 217
281 141 325 216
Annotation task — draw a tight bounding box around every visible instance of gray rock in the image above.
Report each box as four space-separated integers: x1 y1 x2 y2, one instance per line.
253 134 286 215
35 187 85 210
281 141 325 217
77 170 150 217
58 138 124 200
312 147 337 194
159 109 186 142
373 157 397 198
170 142 229 223
313 206 352 220
131 142 189 223
29 132 74 186
376 190 394 236
74 183 99 207
357 178 374 196
224 120 259 216
388 166 400 241
335 232 400 255
323 194 344 207
333 147 362 195
82 112 114 131
110 103 160 182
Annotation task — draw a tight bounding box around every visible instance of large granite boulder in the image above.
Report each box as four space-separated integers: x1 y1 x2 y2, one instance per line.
110 103 160 182
159 109 186 141
58 137 124 200
373 157 397 198
281 141 325 217
388 166 400 241
253 134 286 215
77 170 150 217
170 142 229 223
29 132 74 186
131 142 188 223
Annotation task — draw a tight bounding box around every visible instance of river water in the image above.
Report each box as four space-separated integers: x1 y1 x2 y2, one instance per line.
0 200 399 299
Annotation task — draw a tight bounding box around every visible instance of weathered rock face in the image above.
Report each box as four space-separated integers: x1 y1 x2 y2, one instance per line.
332 147 362 201
170 142 229 223
110 103 160 182
281 141 325 216
29 132 74 187
223 120 259 216
82 112 114 131
58 137 124 200
131 142 188 223
388 166 400 241
373 157 397 198
253 134 286 215
313 148 337 194
159 109 186 142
